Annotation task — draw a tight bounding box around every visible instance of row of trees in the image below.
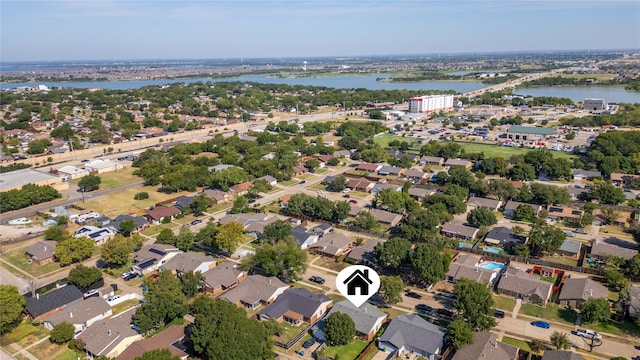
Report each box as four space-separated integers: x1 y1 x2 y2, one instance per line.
0 184 61 212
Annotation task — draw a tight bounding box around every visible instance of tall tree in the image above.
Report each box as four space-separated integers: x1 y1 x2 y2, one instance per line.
241 240 307 280
446 318 474 350
119 219 136 237
0 285 25 334
175 228 194 251
467 207 498 227
78 174 102 192
453 279 496 331
488 179 517 201
100 234 137 267
191 194 213 216
527 221 566 258
133 271 188 333
230 196 250 214
67 264 103 288
262 220 293 244
550 331 570 350
380 276 404 305
581 298 610 324
214 222 245 253
156 228 176 245
179 271 205 298
323 312 356 346
54 237 95 266
410 243 450 287
49 322 75 344
44 226 71 242
374 237 411 268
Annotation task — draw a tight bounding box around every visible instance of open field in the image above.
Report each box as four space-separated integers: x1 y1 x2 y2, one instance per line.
455 141 576 160
72 167 140 190
374 133 421 150
5 249 62 277
556 73 617 81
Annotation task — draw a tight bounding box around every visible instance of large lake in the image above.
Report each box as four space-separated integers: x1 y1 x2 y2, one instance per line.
2 73 638 103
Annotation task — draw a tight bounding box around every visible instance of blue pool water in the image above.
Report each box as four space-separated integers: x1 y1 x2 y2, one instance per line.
480 262 505 271
483 247 503 254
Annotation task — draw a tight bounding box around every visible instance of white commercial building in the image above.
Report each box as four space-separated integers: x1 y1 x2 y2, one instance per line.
408 94 454 114
84 159 123 174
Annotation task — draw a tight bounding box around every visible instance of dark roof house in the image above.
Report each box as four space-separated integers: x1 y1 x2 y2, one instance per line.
558 277 609 308
25 285 84 319
257 288 332 324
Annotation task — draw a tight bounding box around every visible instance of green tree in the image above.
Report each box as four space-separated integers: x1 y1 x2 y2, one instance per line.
380 276 404 305
488 179 517 202
119 219 136 237
134 192 149 200
589 181 626 204
230 196 250 214
156 228 176 245
262 220 293 244
354 211 377 230
44 226 70 242
324 312 356 346
242 240 308 280
527 221 566 258
467 207 497 227
410 243 450 287
195 223 218 249
550 331 570 350
581 298 610 324
446 318 474 350
78 174 101 192
0 285 25 334
133 271 188 333
50 322 75 344
513 204 536 222
179 271 205 298
509 163 536 181
191 194 213 216
215 222 245 253
305 159 320 170
453 279 496 331
135 349 180 360
328 175 348 191
54 237 95 266
374 237 411 268
189 296 274 360
397 208 442 242
100 234 137 267
175 228 194 252
27 139 51 154
67 264 103 289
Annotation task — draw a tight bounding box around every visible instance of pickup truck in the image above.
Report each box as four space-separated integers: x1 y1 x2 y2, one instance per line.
576 329 601 340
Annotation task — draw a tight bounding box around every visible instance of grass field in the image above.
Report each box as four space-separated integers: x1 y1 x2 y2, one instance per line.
556 73 617 81
518 303 577 324
454 141 576 160
501 337 534 353
0 321 49 347
318 340 367 360
72 167 141 190
5 249 61 277
374 133 420 150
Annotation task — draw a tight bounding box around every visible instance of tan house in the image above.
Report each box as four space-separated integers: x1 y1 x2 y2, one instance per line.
230 181 252 196
467 197 502 211
452 332 519 360
497 268 553 305
161 252 216 275
369 208 403 227
203 189 231 204
202 262 246 295
347 177 375 192
440 221 479 241
444 158 473 168
309 233 354 257
220 275 288 310
326 301 387 341
546 205 583 223
558 277 608 309
25 240 57 265
610 172 640 187
257 288 332 325
79 308 141 359
446 254 500 286
145 206 181 224
116 325 188 360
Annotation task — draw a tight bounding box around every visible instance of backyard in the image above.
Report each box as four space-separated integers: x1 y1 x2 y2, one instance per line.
4 248 62 277
317 339 368 360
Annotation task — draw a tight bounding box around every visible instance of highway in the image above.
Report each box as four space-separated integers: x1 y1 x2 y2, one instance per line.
461 68 569 98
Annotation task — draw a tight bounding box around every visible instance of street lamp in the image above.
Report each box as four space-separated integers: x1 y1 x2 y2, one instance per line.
80 188 85 203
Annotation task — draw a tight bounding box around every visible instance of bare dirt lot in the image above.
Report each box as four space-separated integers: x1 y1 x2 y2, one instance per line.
0 224 46 242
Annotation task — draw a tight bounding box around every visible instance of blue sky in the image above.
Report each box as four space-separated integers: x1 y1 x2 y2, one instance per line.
1 0 639 61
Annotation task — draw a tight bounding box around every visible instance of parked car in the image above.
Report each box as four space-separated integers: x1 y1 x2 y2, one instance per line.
302 338 316 349
83 289 99 298
295 349 304 356
494 310 505 318
575 228 588 234
349 199 357 204
576 329 601 340
565 231 576 237
531 321 550 329
150 273 159 279
299 180 306 184
123 272 137 281
437 308 454 318
121 271 132 279
406 291 422 299
130 323 141 332
415 304 433 313
309 276 325 285
191 219 202 225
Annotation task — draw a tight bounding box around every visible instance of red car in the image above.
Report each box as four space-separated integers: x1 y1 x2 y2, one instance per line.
150 273 159 279
349 199 357 204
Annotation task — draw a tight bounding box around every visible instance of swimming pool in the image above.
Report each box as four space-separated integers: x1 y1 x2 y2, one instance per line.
480 262 505 271
483 247 503 254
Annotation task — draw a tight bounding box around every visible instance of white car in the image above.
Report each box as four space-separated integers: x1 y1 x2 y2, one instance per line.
343 188 351 193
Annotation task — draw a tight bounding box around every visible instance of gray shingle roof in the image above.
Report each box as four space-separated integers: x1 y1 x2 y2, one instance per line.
220 275 288 306
328 301 387 336
78 307 139 357
451 332 519 360
202 262 244 289
558 239 582 254
258 288 330 320
43 297 111 327
541 351 585 360
497 268 552 300
25 285 83 318
161 252 215 273
379 315 445 355
25 240 56 261
558 277 608 302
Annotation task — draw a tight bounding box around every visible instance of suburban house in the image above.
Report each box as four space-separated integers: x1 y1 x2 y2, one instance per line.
420 156 445 166
484 227 528 247
145 206 181 224
116 325 188 360
244 217 279 239
610 172 640 187
292 226 320 249
333 150 351 159
25 240 57 265
78 307 141 359
25 285 84 320
546 205 583 223
378 314 445 360
108 214 149 234
220 275 288 310
440 221 479 241
502 200 543 218
467 197 502 211
403 169 428 183
347 177 375 192
444 158 473 169
313 223 333 236
371 183 402 195
257 288 332 325
230 181 253 196
316 155 334 167
203 189 231 204
446 254 501 285
255 175 278 186
407 186 436 201
451 332 519 360
369 208 403 227
74 226 116 245
292 165 308 176
497 268 553 305
175 196 194 213
325 301 387 341
346 238 382 266
43 297 112 333
541 351 586 360
309 233 354 257
590 239 639 261
572 169 602 181
356 163 382 173
201 262 246 295
132 244 181 275
557 239 582 259
161 252 216 275
558 277 609 309
567 187 588 201
377 166 405 176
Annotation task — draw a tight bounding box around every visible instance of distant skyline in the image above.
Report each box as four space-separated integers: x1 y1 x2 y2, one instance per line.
2 1 639 62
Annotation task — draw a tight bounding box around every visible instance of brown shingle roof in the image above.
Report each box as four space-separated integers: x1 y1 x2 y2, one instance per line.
117 325 187 360
146 206 180 221
230 181 252 193
25 240 56 261
452 332 519 360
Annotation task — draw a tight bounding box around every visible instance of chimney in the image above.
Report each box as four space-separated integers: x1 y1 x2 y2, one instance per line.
36 293 40 300
44 245 47 251
589 289 593 296
69 312 73 318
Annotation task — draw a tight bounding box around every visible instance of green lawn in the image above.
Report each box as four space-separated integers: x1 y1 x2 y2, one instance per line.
348 190 369 199
297 174 316 180
383 306 411 319
111 299 140 315
315 168 329 174
279 180 298 187
588 319 640 337
501 337 534 353
53 349 82 360
518 303 577 324
140 222 179 237
5 249 62 277
318 340 368 360
72 167 141 190
493 295 516 312
1 321 49 345
373 133 421 151
454 141 576 160
309 183 328 191
274 323 310 343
